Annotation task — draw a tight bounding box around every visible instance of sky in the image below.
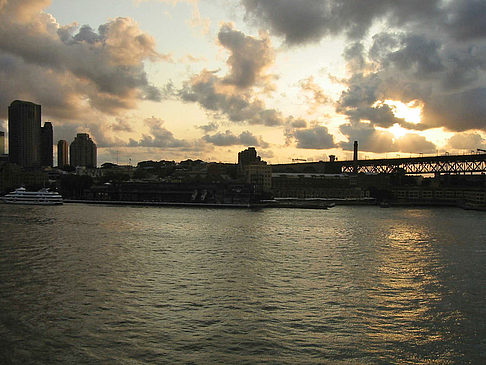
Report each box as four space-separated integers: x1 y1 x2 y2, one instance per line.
1 0 486 166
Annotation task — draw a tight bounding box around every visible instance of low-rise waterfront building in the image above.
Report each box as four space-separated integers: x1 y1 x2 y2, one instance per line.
271 173 368 199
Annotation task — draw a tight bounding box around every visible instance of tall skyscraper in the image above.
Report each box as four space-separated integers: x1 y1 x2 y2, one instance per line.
70 133 97 168
0 131 5 155
40 122 53 167
57 140 68 167
8 100 41 168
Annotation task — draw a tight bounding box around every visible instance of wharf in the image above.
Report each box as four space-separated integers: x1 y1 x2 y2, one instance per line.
63 199 338 210
64 199 256 209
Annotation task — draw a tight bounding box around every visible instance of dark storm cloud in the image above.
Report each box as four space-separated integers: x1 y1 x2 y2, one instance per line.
241 0 442 44
335 72 413 129
289 125 335 149
385 35 445 77
203 130 268 147
445 0 486 41
422 88 486 132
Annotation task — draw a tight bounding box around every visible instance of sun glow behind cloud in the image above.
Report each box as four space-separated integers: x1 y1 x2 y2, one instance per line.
384 100 422 125
373 99 423 140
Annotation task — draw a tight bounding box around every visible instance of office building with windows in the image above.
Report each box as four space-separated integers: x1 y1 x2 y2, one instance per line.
57 139 68 167
40 122 53 167
8 100 41 168
70 133 97 168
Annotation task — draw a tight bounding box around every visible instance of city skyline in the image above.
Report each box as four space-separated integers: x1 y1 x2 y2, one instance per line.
1 1 486 166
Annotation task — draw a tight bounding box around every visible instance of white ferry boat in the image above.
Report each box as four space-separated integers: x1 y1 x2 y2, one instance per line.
2 187 63 205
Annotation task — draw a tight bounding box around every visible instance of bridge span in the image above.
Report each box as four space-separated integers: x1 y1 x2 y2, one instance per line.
272 153 486 175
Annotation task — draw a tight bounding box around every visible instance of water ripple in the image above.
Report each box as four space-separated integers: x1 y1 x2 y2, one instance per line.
0 204 485 364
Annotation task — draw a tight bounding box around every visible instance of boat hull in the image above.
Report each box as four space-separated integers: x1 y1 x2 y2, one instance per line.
2 199 63 205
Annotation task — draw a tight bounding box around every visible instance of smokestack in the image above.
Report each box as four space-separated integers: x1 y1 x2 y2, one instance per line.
353 141 358 174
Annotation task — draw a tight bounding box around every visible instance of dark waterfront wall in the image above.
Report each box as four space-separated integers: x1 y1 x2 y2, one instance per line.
79 182 258 204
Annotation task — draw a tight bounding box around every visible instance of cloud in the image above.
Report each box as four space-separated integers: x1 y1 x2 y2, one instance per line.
288 125 335 150
288 118 307 129
240 1 486 137
178 25 290 126
196 122 219 133
241 0 442 45
203 130 268 147
179 70 285 126
395 134 436 154
339 122 436 154
447 132 486 151
336 30 486 133
128 117 192 148
445 0 486 41
0 1 164 121
218 23 275 89
111 117 134 132
422 88 486 132
299 76 331 112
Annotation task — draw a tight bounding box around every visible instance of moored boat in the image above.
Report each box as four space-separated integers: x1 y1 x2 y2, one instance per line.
2 187 63 205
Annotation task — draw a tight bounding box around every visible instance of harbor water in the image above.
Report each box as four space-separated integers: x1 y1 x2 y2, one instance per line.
0 204 485 364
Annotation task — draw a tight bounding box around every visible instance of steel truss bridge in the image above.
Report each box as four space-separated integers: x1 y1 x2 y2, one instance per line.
338 154 486 174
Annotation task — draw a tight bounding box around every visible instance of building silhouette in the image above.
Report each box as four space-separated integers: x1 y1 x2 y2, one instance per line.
57 140 68 167
40 122 53 167
70 133 97 168
8 100 41 168
238 147 271 192
0 131 5 155
238 147 262 166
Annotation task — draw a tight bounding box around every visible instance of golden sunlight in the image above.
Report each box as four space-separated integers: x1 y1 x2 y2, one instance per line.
383 99 423 124
372 99 424 140
387 123 408 140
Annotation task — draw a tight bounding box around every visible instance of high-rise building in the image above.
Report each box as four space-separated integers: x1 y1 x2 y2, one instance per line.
8 100 41 168
57 140 68 168
40 122 53 167
70 133 97 168
0 131 5 155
